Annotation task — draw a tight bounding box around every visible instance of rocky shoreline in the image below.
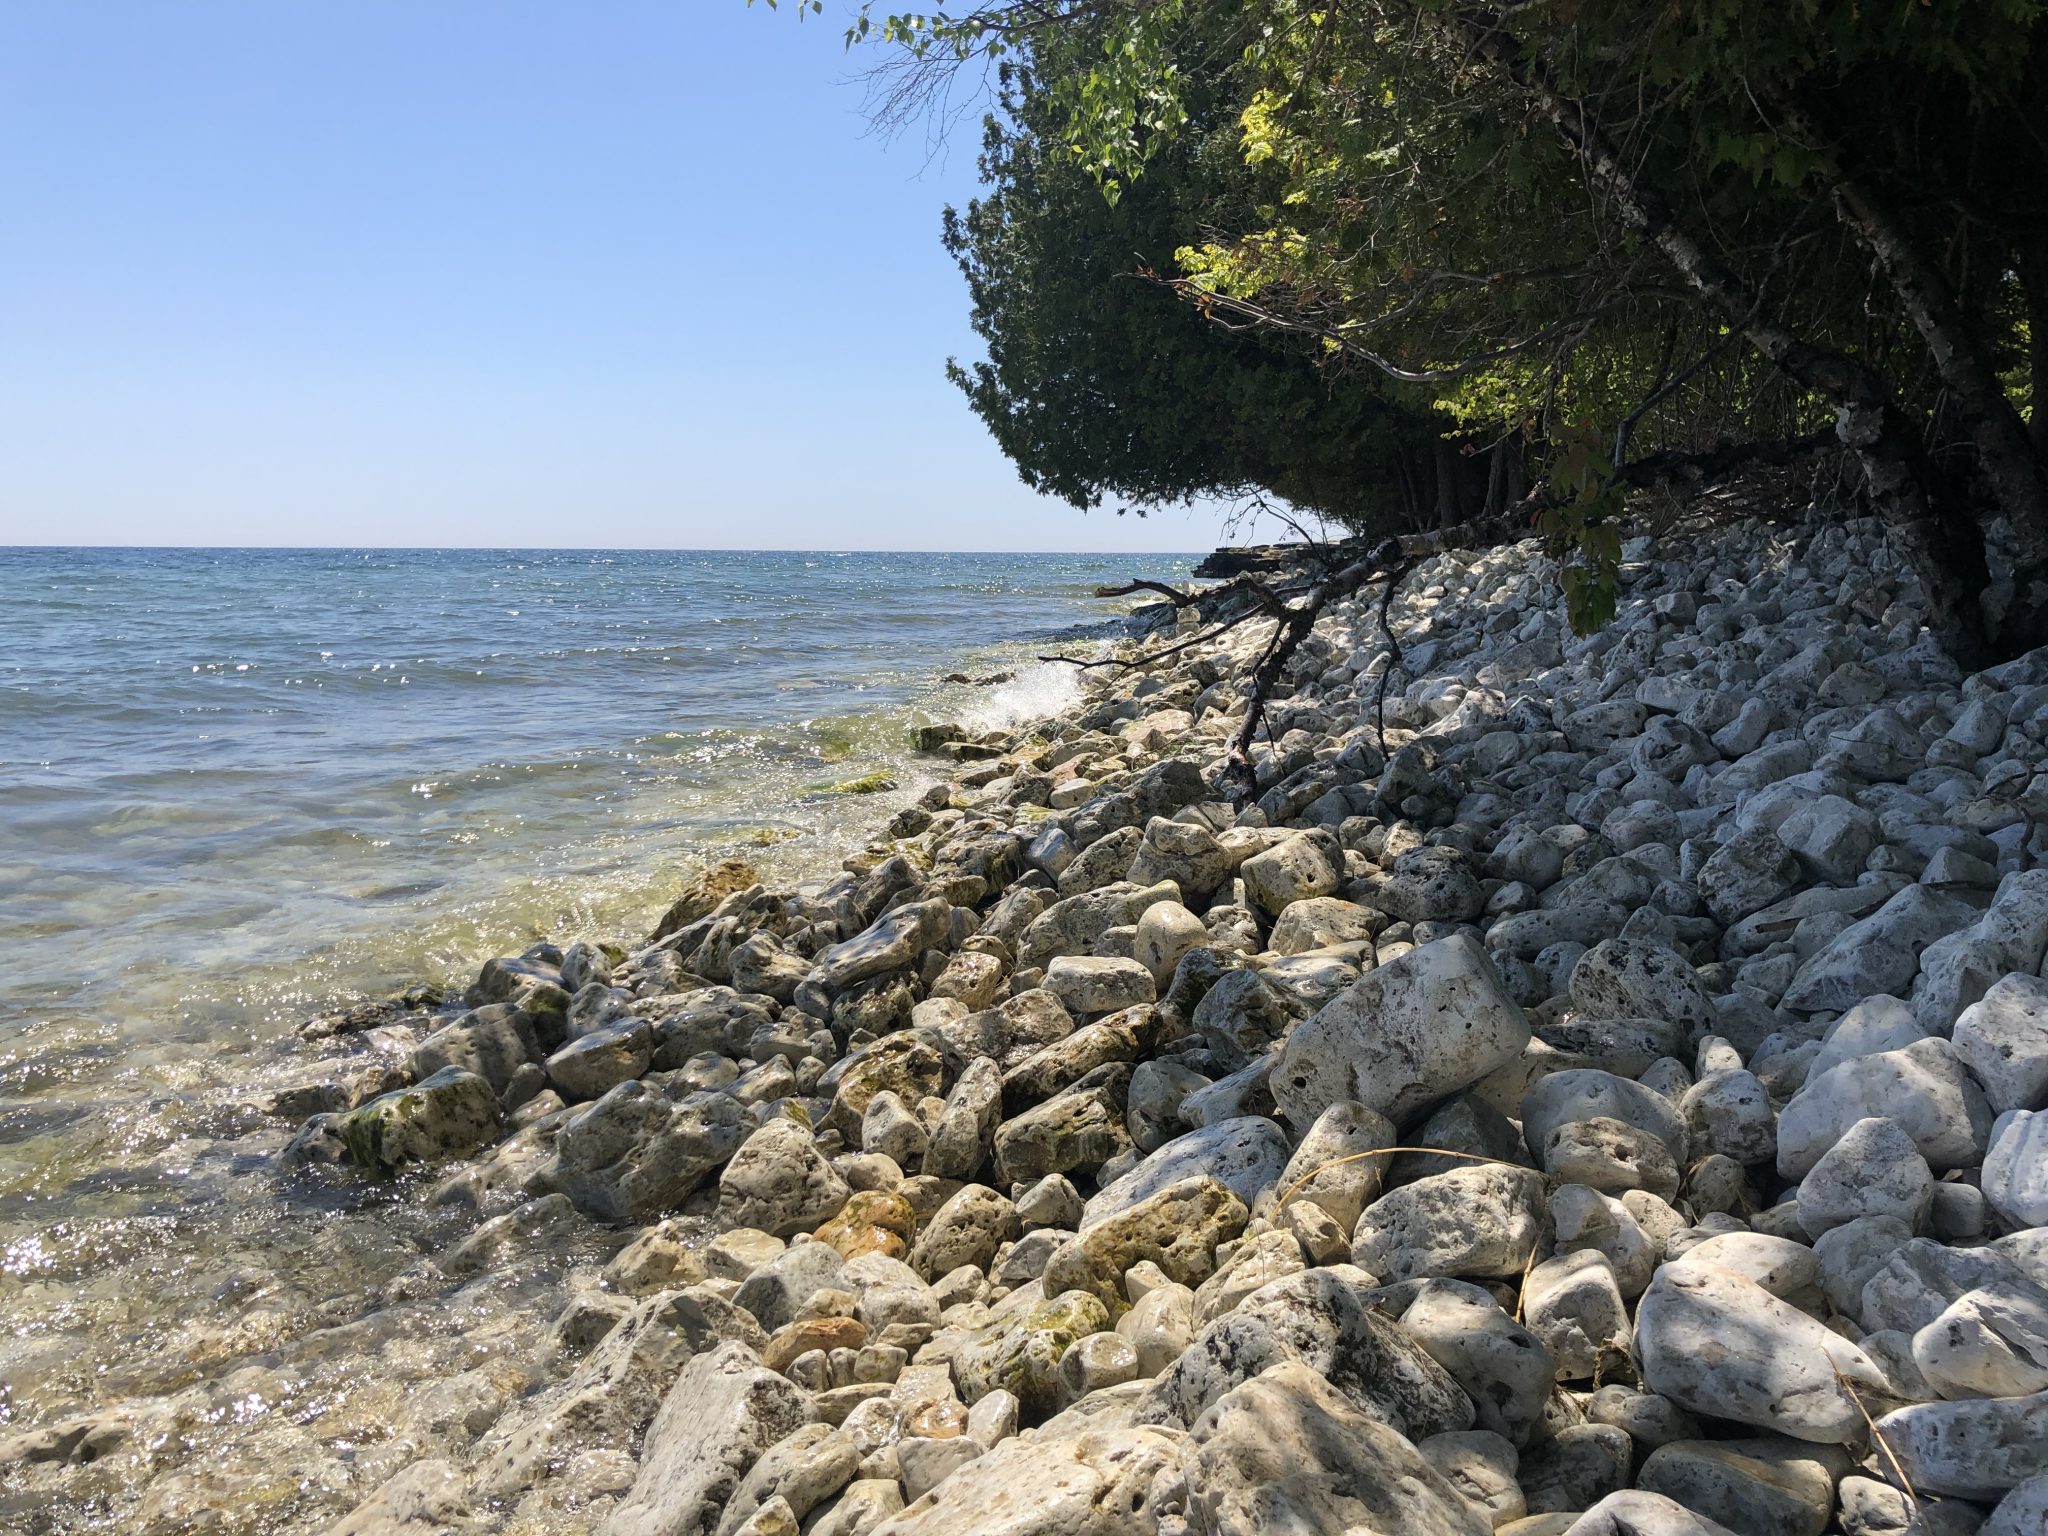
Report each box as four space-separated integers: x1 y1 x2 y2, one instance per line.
8 512 2048 1536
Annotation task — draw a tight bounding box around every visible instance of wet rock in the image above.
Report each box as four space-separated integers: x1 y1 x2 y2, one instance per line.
328 1460 478 1536
818 900 948 994
1273 934 1531 1130
545 1016 654 1102
546 1080 749 1222
479 1288 764 1498
340 1067 501 1174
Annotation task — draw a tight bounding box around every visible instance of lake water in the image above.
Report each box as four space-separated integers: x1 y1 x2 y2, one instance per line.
0 546 1191 1527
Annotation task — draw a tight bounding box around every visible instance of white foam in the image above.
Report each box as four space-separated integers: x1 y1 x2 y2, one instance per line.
959 660 1087 733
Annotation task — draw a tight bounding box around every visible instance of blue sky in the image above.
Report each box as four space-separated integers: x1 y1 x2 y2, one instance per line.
0 2 1213 551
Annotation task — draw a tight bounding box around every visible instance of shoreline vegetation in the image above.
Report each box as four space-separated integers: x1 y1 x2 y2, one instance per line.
7 511 2048 1534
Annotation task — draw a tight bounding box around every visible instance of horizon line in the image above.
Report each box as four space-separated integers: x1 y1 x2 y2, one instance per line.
1 543 1233 556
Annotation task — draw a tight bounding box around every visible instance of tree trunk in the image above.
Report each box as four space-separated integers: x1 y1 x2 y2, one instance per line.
1484 436 1512 518
1790 105 2048 603
1435 438 1462 531
1454 10 2002 666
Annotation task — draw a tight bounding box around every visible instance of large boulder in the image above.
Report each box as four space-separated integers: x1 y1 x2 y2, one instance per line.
863 1426 1187 1536
340 1067 501 1174
605 1342 813 1536
1272 935 1531 1130
1778 885 1981 1015
1634 1259 1891 1443
1136 1265 1472 1438
1775 1038 1993 1180
1182 1361 1488 1536
1240 831 1342 916
544 1082 748 1222
1041 1177 1248 1309
718 1118 852 1238
1351 1166 1547 1283
1873 1391 2048 1501
1082 1117 1291 1229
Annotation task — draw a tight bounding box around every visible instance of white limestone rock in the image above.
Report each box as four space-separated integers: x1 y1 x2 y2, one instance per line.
1774 1038 1993 1180
1954 972 2048 1115
1634 1260 1891 1443
1273 934 1531 1131
1181 1361 1490 1536
605 1342 813 1536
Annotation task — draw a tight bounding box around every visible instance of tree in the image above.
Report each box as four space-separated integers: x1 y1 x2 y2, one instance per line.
943 59 1449 534
836 0 2048 664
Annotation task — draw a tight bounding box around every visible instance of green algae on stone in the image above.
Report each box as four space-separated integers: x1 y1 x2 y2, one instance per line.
953 1289 1113 1421
807 770 899 796
341 1066 502 1176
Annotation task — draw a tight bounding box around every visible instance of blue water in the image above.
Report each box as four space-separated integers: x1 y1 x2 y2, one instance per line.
0 546 1191 1441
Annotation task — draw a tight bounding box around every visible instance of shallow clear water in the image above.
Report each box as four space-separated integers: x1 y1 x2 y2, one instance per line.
0 546 1189 1518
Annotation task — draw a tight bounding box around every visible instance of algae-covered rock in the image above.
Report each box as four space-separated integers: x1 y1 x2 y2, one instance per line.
954 1288 1112 1421
815 1189 918 1262
341 1066 501 1174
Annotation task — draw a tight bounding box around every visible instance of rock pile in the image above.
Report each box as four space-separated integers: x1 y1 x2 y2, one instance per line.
25 513 2048 1536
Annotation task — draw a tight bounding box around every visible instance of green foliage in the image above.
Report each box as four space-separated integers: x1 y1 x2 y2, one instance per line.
1535 419 1623 634
940 47 1449 532
847 0 2048 536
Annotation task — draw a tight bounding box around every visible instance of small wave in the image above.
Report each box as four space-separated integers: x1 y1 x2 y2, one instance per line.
958 662 1085 733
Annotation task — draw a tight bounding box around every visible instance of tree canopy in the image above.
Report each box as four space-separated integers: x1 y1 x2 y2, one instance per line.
770 0 2048 663
941 52 1472 535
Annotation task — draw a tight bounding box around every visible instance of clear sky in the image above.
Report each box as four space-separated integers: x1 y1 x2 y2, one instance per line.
0 2 1215 552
